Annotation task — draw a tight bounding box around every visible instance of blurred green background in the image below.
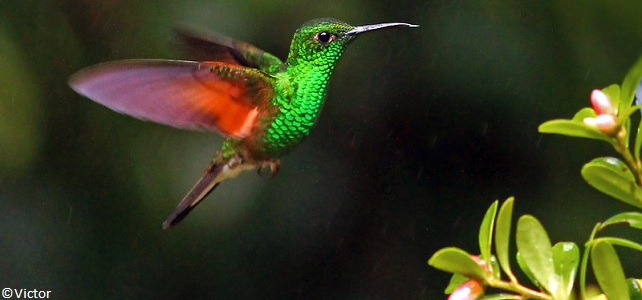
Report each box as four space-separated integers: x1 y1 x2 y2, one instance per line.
1 0 641 298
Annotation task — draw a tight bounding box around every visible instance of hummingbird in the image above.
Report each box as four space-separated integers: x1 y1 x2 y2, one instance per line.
68 18 418 229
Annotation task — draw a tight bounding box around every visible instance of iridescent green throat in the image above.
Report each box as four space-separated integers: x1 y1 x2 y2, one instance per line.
257 19 351 158
259 62 338 157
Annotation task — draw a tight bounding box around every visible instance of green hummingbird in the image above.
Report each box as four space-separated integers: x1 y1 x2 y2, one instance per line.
68 18 418 229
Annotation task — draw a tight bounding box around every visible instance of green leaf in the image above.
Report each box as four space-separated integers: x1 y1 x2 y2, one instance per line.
625 118 632 148
495 197 515 281
620 105 642 121
479 200 498 265
588 237 642 253
538 107 613 143
620 55 642 114
538 119 612 142
516 252 539 288
628 278 642 300
602 84 621 115
591 240 630 300
600 212 642 230
572 107 599 121
444 273 469 294
428 247 489 281
552 242 579 300
636 115 642 161
490 255 501 279
581 157 642 209
515 215 558 295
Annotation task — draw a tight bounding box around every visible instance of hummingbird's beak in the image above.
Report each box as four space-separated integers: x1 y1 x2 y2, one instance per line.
345 22 419 36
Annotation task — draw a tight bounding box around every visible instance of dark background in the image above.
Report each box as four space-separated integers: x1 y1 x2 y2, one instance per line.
1 0 641 298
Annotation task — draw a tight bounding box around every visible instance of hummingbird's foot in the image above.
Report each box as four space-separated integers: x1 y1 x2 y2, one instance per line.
227 154 244 168
257 159 281 177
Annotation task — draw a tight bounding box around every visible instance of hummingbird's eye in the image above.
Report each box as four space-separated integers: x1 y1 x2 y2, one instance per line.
314 31 336 44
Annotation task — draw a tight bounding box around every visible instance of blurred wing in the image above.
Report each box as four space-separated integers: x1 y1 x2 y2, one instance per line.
69 59 273 138
175 24 283 72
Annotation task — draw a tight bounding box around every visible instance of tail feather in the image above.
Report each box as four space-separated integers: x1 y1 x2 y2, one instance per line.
162 160 225 229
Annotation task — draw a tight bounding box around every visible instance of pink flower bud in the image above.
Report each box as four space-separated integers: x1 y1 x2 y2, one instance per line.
590 89 615 115
448 280 484 300
584 114 618 134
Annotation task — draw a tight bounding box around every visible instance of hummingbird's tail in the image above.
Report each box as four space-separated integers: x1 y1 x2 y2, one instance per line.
162 156 257 229
162 159 225 229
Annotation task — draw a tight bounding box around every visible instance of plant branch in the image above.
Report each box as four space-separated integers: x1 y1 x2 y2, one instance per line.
487 278 552 300
613 125 642 186
579 223 601 300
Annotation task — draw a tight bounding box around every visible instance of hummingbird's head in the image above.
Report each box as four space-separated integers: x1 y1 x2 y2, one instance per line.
286 18 418 69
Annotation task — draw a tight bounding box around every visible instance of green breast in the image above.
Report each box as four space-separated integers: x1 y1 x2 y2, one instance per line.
259 70 331 157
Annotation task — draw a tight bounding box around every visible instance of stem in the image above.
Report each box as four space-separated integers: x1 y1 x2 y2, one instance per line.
506 271 520 287
487 278 552 300
579 223 601 300
613 125 642 186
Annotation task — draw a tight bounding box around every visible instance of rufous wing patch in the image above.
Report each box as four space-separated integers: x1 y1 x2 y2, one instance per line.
69 59 272 138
